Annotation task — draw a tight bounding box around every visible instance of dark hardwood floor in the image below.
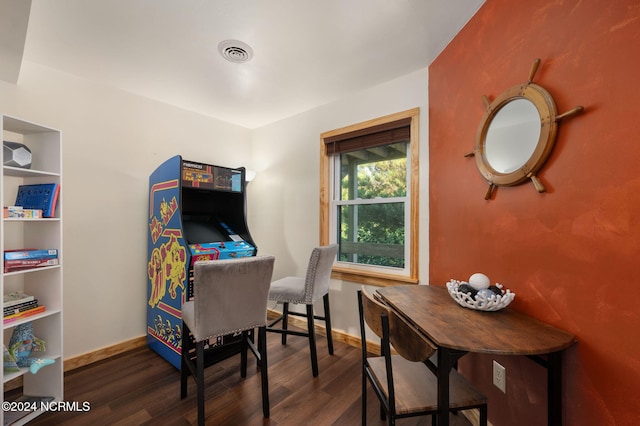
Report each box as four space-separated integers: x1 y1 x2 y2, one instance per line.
20 327 473 425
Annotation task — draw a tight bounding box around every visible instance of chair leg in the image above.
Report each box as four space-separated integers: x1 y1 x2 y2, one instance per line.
180 322 189 399
362 367 367 425
180 323 205 426
322 293 334 355
196 340 205 426
306 303 319 377
258 326 270 418
241 330 249 378
281 302 289 345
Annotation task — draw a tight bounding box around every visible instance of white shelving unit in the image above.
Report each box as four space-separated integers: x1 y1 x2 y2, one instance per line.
1 115 63 425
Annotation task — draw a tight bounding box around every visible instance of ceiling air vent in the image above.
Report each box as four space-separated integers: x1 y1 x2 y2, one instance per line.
218 40 254 63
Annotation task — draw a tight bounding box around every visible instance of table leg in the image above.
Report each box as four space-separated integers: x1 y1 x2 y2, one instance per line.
548 351 562 426
436 349 467 425
437 348 452 426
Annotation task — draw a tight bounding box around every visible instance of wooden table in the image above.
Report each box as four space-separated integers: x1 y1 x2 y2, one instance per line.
376 285 576 426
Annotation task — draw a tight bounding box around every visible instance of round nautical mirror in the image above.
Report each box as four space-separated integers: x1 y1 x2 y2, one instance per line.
484 99 541 174
468 59 584 200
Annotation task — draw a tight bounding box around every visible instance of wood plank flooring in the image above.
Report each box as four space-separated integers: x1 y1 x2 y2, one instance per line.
19 327 473 425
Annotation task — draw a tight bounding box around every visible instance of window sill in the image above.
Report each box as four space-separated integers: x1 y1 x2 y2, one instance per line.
330 266 419 287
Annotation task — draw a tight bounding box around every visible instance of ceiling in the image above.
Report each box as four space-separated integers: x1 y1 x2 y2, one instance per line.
2 0 485 129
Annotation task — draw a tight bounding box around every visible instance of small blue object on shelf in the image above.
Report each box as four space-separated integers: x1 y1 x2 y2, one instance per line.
14 183 60 218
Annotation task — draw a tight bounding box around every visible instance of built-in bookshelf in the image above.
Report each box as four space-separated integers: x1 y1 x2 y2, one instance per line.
1 115 63 425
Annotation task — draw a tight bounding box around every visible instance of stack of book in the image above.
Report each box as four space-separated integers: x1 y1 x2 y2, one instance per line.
3 291 45 324
3 248 59 273
3 206 43 218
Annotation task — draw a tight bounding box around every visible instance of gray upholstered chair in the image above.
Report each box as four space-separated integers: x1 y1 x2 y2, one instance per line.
180 256 275 426
267 244 338 377
357 288 488 426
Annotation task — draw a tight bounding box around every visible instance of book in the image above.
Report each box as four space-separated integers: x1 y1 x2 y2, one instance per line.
3 206 42 218
3 305 46 324
4 299 38 316
4 249 58 261
4 258 59 273
3 291 35 308
14 183 60 218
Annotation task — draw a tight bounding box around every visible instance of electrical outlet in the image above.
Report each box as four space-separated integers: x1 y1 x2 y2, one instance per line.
493 360 506 393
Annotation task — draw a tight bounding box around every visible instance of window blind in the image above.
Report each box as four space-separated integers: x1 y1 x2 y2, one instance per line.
324 117 410 155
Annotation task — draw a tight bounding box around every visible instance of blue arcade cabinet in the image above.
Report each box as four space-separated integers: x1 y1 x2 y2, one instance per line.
146 155 256 369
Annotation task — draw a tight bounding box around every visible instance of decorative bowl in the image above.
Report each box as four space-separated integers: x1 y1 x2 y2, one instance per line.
446 279 515 311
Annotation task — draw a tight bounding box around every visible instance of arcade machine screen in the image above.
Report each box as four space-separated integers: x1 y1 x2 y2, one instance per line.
182 219 228 244
180 161 256 299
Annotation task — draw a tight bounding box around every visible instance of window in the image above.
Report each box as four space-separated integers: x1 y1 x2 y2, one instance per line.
320 108 419 286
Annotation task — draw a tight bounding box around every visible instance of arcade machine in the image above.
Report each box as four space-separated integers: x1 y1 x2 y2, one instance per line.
147 155 257 369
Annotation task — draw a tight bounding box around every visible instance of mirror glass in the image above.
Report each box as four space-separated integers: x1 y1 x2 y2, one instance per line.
484 99 540 173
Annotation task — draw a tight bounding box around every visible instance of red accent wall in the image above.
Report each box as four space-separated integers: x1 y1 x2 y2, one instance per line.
429 0 640 425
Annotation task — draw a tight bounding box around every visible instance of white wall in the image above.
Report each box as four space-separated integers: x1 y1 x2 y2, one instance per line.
249 68 429 339
0 61 428 360
0 61 252 358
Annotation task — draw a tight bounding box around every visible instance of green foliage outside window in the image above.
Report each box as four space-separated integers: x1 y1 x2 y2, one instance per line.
339 146 407 268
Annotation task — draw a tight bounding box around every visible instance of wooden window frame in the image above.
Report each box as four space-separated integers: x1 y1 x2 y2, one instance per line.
320 108 419 286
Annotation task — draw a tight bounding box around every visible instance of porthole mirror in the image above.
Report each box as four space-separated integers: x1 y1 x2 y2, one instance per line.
467 59 584 200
